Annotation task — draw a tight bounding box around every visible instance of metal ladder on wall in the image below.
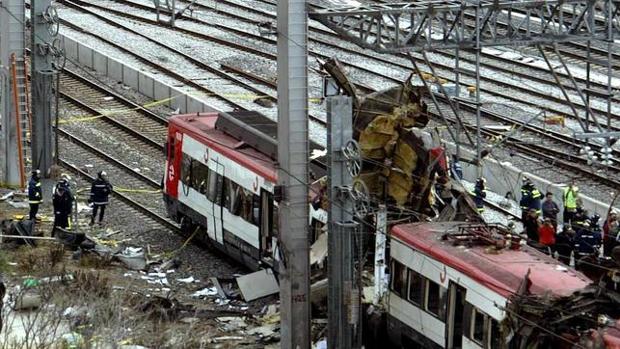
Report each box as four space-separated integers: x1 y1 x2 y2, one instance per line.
10 53 31 189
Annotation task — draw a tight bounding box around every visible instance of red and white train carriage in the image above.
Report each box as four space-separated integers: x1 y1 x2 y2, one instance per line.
387 222 595 349
163 111 327 269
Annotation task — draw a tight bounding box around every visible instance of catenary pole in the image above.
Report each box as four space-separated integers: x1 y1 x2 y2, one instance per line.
277 0 311 348
0 0 25 187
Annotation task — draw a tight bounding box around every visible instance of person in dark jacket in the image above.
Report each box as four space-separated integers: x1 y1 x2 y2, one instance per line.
574 221 601 257
555 226 575 265
52 179 73 234
450 154 463 180
523 209 541 244
89 171 113 226
27 170 42 220
519 177 542 221
542 192 560 229
473 177 486 213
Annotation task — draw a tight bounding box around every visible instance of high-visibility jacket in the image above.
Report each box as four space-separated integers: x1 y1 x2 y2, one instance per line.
520 185 542 212
28 177 42 204
564 187 578 210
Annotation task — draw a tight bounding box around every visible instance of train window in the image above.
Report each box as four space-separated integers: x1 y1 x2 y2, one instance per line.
191 161 209 194
426 280 447 320
390 261 407 298
407 270 423 305
238 189 254 223
222 178 231 209
207 171 219 203
224 178 242 212
181 154 192 185
252 194 260 225
272 203 279 236
471 308 485 344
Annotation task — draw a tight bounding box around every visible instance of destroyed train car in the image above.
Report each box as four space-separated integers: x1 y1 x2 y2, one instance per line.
386 221 620 349
162 110 329 270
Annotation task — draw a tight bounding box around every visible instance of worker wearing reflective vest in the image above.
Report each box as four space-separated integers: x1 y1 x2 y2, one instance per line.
27 170 42 220
563 183 579 224
473 177 487 213
519 177 542 221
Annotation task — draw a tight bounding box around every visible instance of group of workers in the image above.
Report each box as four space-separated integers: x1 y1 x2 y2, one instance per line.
518 178 619 261
470 172 620 262
27 169 113 233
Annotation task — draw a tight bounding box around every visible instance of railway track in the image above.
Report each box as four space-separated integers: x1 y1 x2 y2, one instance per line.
57 68 179 233
59 0 620 166
67 0 620 133
56 1 620 189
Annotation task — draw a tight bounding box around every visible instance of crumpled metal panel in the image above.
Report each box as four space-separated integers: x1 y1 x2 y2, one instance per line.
323 58 432 209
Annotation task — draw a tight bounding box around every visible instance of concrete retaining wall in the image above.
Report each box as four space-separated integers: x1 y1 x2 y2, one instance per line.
456 144 619 220
62 36 218 115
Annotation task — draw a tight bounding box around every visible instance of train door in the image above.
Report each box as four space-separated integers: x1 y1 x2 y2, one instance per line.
165 131 182 197
445 282 467 349
208 158 225 245
259 190 274 260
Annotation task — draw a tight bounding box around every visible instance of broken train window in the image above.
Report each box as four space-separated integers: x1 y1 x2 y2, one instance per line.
390 260 407 298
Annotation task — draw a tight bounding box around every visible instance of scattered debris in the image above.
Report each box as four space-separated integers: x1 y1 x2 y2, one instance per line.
177 276 198 283
7 201 28 209
216 316 248 331
114 246 147 270
248 323 279 342
210 277 228 298
13 292 42 310
60 332 84 348
191 287 218 298
310 233 328 267
179 316 199 324
0 192 14 201
236 269 279 302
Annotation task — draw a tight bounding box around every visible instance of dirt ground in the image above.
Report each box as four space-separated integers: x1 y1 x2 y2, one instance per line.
0 186 283 348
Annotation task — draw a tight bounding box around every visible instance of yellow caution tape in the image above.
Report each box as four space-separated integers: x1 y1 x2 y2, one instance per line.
60 91 325 125
115 187 162 194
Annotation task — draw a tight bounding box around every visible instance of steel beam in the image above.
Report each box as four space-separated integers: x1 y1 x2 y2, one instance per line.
277 1 311 348
573 131 620 139
310 0 620 52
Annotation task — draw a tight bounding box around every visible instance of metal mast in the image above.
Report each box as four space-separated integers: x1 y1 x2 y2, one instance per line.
327 95 363 348
31 0 60 177
277 1 311 348
0 0 25 187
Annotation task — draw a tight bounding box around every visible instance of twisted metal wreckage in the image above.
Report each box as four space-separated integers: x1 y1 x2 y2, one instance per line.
321 58 620 348
321 57 479 220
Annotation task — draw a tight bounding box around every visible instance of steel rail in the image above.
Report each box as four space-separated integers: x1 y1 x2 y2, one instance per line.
227 60 620 188
79 0 620 130
60 91 164 150
59 0 331 126
62 67 168 126
167 0 620 148
58 158 179 233
56 128 161 188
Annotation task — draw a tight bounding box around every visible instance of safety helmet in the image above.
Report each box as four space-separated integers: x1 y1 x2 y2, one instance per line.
31 169 41 177
98 171 107 179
